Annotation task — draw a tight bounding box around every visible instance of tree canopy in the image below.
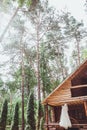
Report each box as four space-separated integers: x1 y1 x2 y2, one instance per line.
0 0 87 130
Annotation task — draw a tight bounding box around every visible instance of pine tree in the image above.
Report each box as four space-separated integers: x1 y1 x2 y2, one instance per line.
25 91 36 130
0 99 8 130
62 12 86 67
40 117 44 130
11 102 19 130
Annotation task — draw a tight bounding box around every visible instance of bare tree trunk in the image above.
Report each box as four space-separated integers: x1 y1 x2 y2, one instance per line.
37 34 41 130
20 30 25 130
36 12 41 130
37 40 40 101
57 45 65 80
76 37 80 66
0 6 19 42
21 50 25 130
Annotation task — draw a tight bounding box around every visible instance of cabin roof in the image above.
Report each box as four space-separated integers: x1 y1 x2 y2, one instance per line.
42 59 87 106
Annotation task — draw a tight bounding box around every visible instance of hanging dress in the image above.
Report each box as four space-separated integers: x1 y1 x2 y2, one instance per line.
59 104 72 129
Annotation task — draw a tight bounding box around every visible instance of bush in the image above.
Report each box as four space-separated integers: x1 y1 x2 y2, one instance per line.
0 99 8 130
25 91 36 130
11 102 19 130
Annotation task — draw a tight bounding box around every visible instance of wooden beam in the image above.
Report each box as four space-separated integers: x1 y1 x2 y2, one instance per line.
45 104 49 130
47 98 85 106
71 84 87 89
84 101 87 116
51 107 55 122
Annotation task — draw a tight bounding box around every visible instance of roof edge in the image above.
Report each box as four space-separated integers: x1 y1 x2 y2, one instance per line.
42 58 87 104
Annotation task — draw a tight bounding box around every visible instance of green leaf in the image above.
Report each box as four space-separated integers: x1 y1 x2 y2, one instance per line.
17 0 25 7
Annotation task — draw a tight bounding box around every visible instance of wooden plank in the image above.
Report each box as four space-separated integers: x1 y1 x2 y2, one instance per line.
48 94 71 99
84 101 87 116
44 123 87 126
47 96 87 102
51 88 71 96
48 90 71 100
71 84 87 89
45 104 49 130
47 97 85 106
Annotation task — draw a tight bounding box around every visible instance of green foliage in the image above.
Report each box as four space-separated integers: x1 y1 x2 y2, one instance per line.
5 69 22 96
38 100 44 119
40 117 44 130
18 0 25 6
15 0 39 7
0 78 4 88
6 65 37 96
7 103 14 125
0 99 8 130
6 81 18 92
24 65 37 95
40 43 52 96
7 99 21 125
26 0 32 7
52 80 61 89
82 49 87 60
25 91 36 130
11 102 19 130
36 100 44 130
25 125 30 130
62 12 86 67
3 0 30 7
0 78 6 99
62 12 84 39
0 2 87 130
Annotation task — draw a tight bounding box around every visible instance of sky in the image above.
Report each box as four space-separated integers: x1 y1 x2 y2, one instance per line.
0 0 87 80
49 0 87 72
0 0 87 39
49 0 87 25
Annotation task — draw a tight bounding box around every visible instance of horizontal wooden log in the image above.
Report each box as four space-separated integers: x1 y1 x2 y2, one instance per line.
44 123 87 127
46 96 87 106
71 84 87 89
84 101 87 116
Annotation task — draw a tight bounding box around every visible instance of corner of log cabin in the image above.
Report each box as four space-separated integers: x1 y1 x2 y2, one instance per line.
43 59 87 130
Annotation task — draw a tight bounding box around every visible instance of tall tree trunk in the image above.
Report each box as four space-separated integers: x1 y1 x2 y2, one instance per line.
37 35 41 130
36 13 41 130
0 6 19 42
21 48 25 130
20 30 25 130
75 37 80 66
57 45 65 80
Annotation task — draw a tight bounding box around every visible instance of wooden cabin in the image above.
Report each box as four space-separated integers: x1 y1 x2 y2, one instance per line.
42 59 87 130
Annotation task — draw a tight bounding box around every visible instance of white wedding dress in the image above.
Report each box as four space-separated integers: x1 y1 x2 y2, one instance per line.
59 104 72 129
